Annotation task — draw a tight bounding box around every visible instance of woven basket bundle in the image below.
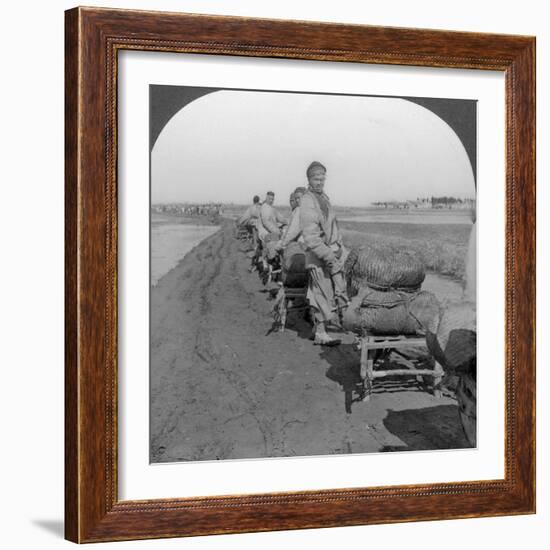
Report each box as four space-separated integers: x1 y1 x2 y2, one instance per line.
344 245 425 295
342 288 440 336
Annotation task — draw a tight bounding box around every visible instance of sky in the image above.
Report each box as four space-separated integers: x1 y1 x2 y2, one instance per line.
151 90 475 207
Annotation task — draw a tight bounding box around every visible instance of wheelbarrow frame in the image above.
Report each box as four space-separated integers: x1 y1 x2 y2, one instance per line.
357 334 444 401
274 285 308 331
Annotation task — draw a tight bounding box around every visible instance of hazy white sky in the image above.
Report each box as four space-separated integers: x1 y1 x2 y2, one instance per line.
151 90 475 206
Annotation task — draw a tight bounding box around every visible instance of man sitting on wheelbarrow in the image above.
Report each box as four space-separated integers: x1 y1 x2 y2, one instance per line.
259 191 287 238
299 162 349 346
237 194 262 246
276 187 306 250
258 191 287 273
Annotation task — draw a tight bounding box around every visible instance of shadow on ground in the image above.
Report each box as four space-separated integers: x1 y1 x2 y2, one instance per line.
322 343 364 413
322 345 432 414
31 519 64 538
382 404 471 451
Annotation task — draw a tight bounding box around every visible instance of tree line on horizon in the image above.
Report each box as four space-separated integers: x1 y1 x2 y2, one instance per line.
371 196 475 208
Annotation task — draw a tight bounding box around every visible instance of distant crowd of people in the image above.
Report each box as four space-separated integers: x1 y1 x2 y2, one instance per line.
153 203 223 217
237 161 349 346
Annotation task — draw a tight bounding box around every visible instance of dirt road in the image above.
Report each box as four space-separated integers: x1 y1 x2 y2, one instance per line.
150 221 468 462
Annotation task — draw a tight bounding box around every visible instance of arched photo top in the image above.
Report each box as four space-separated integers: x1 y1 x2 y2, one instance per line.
151 86 476 206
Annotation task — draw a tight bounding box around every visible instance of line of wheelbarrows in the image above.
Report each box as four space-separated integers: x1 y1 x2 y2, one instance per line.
235 223 476 446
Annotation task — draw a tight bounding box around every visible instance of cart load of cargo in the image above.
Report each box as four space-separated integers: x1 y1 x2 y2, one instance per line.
341 245 443 402
342 245 439 336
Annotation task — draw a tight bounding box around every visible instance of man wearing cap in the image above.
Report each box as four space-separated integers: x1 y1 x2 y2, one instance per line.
237 195 262 250
277 187 306 249
258 191 287 262
259 191 287 239
238 195 261 227
300 162 348 345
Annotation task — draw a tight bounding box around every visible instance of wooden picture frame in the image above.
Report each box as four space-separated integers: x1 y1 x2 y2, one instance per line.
65 6 536 543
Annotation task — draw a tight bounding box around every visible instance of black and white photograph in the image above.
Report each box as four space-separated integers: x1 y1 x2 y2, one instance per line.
149 85 477 463
3 0 544 547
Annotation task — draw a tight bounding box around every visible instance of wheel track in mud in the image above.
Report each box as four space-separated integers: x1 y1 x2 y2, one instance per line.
177 225 354 458
190 226 276 456
152 224 276 459
151 224 382 460
150 226 228 456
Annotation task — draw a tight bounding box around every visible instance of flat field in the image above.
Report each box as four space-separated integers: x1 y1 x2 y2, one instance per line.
341 220 472 281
